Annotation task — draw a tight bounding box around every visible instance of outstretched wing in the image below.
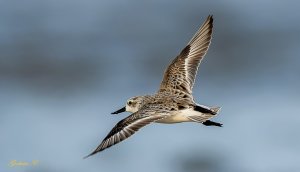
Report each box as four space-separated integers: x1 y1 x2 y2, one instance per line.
159 15 213 95
84 107 166 158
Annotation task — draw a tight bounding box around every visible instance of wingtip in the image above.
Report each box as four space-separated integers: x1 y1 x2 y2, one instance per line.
208 15 214 24
83 152 96 159
83 154 92 159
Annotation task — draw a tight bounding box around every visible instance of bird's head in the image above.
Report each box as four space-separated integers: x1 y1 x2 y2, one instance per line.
111 96 146 114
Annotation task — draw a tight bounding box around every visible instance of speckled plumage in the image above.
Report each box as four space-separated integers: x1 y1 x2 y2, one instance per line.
85 15 222 158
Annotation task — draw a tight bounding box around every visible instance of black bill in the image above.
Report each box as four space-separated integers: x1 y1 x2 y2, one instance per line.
111 107 126 114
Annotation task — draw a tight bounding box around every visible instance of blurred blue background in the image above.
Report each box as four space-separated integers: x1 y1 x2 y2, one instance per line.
1 0 300 172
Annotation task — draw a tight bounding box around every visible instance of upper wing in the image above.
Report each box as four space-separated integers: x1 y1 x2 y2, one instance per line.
159 15 213 95
84 106 166 158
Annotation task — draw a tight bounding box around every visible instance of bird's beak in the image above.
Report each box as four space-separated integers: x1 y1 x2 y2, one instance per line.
111 107 126 114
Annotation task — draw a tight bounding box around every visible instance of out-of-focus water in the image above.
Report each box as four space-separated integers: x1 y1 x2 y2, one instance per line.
1 1 300 172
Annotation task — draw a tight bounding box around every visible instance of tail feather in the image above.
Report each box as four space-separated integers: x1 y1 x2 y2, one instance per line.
187 113 213 123
210 106 221 114
194 105 221 115
190 105 222 124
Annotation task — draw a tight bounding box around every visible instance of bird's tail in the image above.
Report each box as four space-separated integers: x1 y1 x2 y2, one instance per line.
210 106 221 114
188 106 221 123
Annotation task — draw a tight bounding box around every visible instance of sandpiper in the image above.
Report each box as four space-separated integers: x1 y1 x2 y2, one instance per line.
85 15 222 158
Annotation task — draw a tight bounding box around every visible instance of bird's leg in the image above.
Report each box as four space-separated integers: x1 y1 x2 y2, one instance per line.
202 120 223 127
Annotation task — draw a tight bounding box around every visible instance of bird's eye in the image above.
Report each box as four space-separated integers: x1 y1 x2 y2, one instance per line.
128 101 132 105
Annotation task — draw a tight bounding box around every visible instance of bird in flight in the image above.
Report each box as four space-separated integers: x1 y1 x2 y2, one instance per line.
85 15 222 158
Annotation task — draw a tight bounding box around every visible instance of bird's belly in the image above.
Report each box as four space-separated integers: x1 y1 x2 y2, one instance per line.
155 109 199 124
155 114 190 123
